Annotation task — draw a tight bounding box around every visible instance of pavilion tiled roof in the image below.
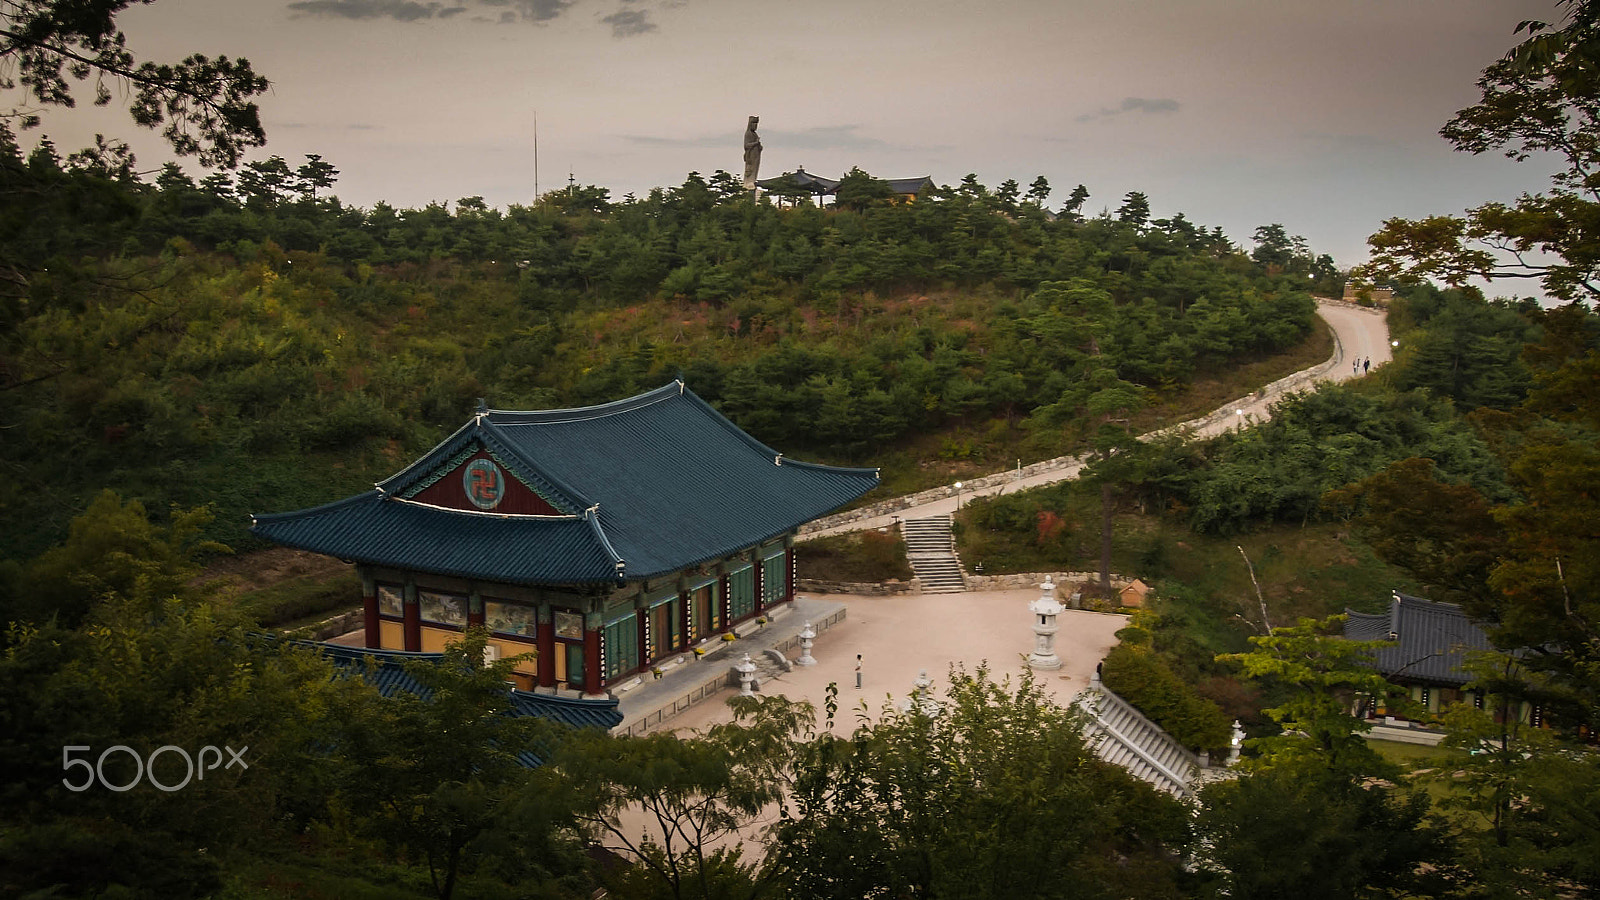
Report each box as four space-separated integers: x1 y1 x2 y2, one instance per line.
311 642 624 734
251 382 879 586
1344 592 1495 687
758 169 840 193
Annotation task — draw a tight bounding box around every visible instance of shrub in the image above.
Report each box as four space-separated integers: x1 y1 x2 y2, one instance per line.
1100 643 1233 753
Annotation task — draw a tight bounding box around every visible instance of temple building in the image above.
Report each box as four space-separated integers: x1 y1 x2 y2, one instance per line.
1343 592 1532 721
251 382 878 694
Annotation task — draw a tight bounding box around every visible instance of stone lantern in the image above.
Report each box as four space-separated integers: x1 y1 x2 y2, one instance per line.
735 654 757 696
796 621 817 666
1028 576 1064 670
900 668 940 715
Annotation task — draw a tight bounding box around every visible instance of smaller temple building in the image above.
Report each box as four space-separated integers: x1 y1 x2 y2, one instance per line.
1345 591 1499 717
252 382 879 694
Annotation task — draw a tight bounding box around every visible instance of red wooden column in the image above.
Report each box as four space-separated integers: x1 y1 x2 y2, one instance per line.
362 572 380 648
402 581 421 652
537 609 556 686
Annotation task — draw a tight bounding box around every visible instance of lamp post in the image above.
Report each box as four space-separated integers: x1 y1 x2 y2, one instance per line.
954 481 964 511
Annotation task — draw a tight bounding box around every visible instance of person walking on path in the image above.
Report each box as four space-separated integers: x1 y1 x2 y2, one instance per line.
855 654 863 689
1364 356 1371 374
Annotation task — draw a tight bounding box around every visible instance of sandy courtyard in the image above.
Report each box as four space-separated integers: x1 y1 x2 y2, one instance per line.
659 587 1130 735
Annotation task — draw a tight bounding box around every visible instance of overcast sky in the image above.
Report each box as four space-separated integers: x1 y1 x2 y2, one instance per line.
32 0 1564 271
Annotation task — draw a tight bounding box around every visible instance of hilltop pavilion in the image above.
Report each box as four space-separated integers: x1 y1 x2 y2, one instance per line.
251 381 879 694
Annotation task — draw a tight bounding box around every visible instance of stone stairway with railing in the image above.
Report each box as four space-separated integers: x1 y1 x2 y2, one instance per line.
902 515 967 594
1073 674 1204 799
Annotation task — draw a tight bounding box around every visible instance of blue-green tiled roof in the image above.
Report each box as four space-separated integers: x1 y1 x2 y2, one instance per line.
313 642 624 731
251 382 879 585
252 492 623 584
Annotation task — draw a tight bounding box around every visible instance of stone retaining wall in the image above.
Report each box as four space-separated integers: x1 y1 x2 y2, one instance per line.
796 577 920 595
963 571 1124 592
290 608 365 641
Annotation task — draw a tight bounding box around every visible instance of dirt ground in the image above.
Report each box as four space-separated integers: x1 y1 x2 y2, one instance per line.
198 546 352 595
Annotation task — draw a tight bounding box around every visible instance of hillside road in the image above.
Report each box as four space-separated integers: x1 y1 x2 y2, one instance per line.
804 299 1391 537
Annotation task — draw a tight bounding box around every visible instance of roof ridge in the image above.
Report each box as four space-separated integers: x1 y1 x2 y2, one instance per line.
375 419 479 494
584 507 627 581
251 490 379 525
486 381 680 424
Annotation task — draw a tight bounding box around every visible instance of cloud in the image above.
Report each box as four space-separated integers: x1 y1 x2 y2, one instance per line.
479 0 574 22
290 0 576 23
286 0 463 21
769 125 888 152
1075 97 1182 123
601 8 656 37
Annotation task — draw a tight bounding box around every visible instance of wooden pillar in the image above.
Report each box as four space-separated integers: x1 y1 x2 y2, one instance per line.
361 569 380 648
752 551 764 614
537 620 555 687
638 608 651 666
584 626 602 692
785 545 796 604
718 572 730 631
402 580 421 652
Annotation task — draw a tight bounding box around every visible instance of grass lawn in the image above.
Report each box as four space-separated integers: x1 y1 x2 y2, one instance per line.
957 481 1419 625
1368 737 1463 768
796 530 913 582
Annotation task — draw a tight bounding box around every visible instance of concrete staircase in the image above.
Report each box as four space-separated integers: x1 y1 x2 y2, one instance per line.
1073 677 1202 799
902 515 966 594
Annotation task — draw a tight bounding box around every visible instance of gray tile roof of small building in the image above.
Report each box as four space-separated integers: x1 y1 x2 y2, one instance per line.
884 176 934 195
1344 592 1495 687
251 382 879 585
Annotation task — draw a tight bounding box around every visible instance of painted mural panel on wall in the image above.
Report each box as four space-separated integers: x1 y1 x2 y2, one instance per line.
420 591 467 626
378 584 404 617
486 600 538 638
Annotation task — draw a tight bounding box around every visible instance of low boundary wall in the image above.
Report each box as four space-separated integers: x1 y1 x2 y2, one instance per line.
616 607 848 736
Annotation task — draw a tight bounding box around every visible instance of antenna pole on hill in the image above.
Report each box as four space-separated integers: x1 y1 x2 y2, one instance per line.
533 110 540 204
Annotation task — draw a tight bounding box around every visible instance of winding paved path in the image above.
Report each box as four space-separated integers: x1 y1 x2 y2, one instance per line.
805 299 1390 537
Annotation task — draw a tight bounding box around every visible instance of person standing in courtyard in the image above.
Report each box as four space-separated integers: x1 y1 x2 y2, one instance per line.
856 654 863 689
1364 356 1371 374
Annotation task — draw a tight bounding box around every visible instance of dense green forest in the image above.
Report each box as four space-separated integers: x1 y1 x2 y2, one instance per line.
4 0 1600 897
0 128 1332 562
